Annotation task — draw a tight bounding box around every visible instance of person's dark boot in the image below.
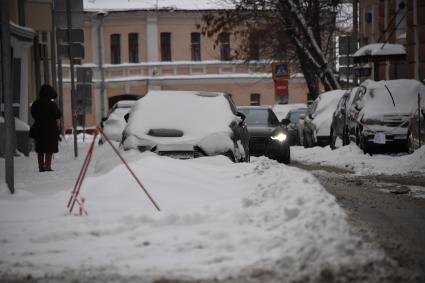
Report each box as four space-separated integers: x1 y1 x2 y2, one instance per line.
37 153 45 172
44 154 53 171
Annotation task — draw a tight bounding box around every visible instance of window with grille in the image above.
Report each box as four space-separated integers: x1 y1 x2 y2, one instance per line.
250 93 261 106
191 32 201 61
160 32 172 61
128 33 139 63
219 32 231 61
110 34 121 64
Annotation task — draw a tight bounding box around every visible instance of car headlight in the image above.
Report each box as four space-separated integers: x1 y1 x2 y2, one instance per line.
271 133 287 142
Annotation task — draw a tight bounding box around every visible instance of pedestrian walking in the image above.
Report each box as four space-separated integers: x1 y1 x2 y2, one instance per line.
30 84 62 172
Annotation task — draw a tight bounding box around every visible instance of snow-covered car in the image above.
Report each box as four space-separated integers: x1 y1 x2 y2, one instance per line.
330 87 358 149
285 107 308 145
238 106 291 164
303 90 346 147
122 90 249 162
407 93 425 153
347 79 425 154
100 100 137 143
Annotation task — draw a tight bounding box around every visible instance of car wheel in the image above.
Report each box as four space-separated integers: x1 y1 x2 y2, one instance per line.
407 132 415 154
343 127 349 146
330 128 336 150
303 130 311 148
278 146 290 164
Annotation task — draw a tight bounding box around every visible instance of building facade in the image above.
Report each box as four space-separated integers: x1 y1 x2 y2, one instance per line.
358 0 425 81
61 3 309 129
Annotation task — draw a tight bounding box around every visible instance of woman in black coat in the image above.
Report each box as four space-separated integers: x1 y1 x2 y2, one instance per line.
30 85 62 172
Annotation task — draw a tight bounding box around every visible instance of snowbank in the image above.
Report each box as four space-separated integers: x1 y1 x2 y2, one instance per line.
0 141 385 282
292 143 425 175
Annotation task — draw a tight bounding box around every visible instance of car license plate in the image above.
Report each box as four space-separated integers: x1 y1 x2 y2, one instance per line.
373 132 386 144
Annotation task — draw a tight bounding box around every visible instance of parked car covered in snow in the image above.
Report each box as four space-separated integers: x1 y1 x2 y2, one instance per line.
330 87 358 149
285 107 308 145
100 100 137 143
347 79 425 153
303 90 346 147
407 93 425 153
122 90 249 162
238 106 291 164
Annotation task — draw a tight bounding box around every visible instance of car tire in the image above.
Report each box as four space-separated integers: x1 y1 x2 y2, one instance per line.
330 128 336 150
303 130 311 148
407 132 415 154
343 127 349 146
278 147 290 164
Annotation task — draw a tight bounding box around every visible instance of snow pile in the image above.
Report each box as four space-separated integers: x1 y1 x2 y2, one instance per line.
292 143 425 175
0 141 386 282
0 116 30 131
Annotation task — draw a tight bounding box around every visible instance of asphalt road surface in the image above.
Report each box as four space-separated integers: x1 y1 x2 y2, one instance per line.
291 161 425 283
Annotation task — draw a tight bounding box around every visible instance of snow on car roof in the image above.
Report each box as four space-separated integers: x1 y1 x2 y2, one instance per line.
125 90 236 142
360 79 425 117
272 103 307 120
115 100 137 108
353 43 405 57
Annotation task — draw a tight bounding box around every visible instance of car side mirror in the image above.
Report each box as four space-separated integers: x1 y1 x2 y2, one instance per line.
281 118 291 125
308 114 314 120
237 112 246 121
100 117 107 128
354 101 362 111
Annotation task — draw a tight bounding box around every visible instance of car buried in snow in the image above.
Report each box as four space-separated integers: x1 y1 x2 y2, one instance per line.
237 106 291 164
122 90 250 162
347 79 425 154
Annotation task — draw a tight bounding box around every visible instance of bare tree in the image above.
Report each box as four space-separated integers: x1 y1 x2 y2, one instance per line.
201 0 342 99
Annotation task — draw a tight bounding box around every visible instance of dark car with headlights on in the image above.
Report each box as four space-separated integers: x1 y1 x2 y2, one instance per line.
237 106 290 164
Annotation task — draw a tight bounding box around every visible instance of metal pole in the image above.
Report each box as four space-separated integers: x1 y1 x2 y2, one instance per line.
97 14 106 119
419 93 421 148
50 2 58 92
1 0 15 193
67 0 78 157
352 0 358 85
413 0 419 80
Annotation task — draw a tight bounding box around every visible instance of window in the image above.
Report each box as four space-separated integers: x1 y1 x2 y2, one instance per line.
160 32 172 61
191 32 201 61
250 93 261 106
219 32 231 61
110 34 121 64
128 33 139 63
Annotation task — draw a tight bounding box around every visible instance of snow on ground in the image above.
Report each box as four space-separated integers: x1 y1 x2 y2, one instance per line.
0 138 386 282
292 143 425 176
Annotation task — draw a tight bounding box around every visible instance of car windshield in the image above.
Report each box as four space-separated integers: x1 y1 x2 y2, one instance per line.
240 109 279 125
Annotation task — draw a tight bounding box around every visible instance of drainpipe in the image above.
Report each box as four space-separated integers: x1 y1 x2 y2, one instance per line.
384 0 389 80
413 0 419 80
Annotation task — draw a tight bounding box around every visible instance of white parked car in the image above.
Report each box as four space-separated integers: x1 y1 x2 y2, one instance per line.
303 90 346 147
101 100 137 143
122 90 250 162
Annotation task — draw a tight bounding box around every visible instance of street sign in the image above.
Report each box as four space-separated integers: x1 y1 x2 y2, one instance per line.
275 80 288 96
77 68 92 83
272 61 291 81
76 84 92 110
56 28 84 44
54 12 84 28
57 44 85 59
